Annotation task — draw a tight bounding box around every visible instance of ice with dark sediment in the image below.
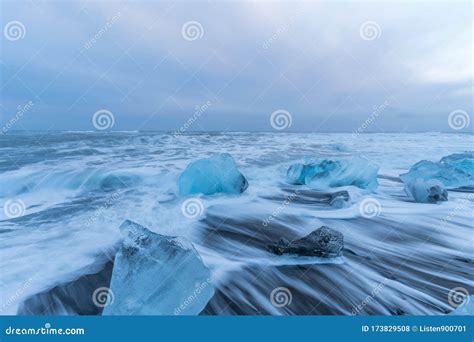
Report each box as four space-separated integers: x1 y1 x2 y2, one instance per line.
286 157 379 190
103 220 214 315
404 179 448 203
268 226 344 257
178 153 248 196
400 152 474 202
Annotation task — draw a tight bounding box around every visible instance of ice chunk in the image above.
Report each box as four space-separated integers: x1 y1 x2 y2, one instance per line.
400 152 474 189
268 226 344 257
286 158 378 190
404 178 448 203
178 153 248 195
103 220 214 315
286 163 316 185
441 152 474 173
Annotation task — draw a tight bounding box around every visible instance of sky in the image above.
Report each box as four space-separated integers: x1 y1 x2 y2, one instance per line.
0 0 472 132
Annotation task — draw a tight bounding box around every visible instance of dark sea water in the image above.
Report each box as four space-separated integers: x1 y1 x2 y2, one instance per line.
0 132 472 315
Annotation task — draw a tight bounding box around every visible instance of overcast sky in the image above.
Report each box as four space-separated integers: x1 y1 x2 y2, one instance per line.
0 1 472 132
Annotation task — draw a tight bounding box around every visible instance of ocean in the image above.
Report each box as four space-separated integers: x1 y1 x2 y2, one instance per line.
0 131 472 315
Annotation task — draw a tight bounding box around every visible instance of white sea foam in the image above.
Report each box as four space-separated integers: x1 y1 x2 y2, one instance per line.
0 132 472 314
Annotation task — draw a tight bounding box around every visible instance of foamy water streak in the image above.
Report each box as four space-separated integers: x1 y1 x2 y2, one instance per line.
0 132 472 315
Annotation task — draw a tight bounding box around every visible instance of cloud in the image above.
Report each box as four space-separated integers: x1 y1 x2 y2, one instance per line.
0 1 471 132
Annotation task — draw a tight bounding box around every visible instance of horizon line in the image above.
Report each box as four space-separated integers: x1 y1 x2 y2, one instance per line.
1 130 473 134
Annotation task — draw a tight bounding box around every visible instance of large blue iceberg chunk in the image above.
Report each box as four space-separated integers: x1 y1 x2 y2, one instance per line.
400 152 474 203
400 152 474 189
103 220 214 315
286 158 379 190
178 153 248 195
